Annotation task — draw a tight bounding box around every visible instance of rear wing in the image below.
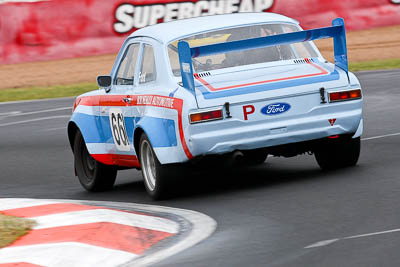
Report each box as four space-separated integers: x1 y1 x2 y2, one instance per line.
178 18 348 91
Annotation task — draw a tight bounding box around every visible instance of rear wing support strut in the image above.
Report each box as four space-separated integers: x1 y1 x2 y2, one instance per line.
178 18 348 91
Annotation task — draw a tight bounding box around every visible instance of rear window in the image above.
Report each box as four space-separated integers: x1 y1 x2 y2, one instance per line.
168 23 319 76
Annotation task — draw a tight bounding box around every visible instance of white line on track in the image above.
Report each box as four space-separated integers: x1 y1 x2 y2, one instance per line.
0 107 71 118
40 126 67 131
305 228 400 249
0 111 22 116
0 96 75 105
0 115 70 127
362 132 400 141
305 239 339 248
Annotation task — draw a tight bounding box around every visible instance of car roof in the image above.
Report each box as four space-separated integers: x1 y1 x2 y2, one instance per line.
129 12 299 44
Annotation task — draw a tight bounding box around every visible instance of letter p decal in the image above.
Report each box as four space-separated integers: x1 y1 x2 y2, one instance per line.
243 105 255 121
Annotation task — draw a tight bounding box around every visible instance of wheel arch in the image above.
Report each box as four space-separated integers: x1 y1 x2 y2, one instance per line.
133 117 186 164
133 127 145 158
68 121 80 152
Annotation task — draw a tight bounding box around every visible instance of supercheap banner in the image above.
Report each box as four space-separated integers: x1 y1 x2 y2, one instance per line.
0 0 399 64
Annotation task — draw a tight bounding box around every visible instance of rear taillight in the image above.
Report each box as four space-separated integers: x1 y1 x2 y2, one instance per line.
329 89 362 103
189 109 223 124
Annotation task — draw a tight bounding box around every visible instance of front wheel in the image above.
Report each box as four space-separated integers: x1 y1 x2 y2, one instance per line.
139 134 181 200
74 131 117 192
314 136 360 170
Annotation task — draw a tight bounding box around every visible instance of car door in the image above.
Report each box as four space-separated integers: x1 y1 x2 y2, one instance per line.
100 41 141 160
126 42 159 147
132 42 181 153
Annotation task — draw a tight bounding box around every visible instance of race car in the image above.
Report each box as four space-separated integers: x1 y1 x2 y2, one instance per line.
68 13 363 199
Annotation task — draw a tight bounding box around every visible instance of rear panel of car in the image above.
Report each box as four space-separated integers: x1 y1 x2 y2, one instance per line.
187 88 362 156
184 59 362 156
177 18 363 158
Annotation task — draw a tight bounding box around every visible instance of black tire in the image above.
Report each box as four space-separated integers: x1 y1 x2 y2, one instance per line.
243 149 268 165
138 134 180 200
315 136 360 170
74 131 117 192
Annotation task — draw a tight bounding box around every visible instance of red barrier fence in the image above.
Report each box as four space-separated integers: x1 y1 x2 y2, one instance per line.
0 0 399 64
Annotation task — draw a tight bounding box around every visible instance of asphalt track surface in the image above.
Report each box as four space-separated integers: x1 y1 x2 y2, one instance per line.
1 69 400 267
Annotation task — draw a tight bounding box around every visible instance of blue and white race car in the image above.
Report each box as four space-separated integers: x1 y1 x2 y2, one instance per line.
68 13 363 199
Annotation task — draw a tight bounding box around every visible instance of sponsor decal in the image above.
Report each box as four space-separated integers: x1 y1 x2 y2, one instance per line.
182 63 191 73
261 103 291 116
137 95 175 108
113 0 274 34
329 118 336 126
243 104 255 121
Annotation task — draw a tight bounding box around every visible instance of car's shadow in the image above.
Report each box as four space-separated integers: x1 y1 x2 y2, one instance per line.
172 161 359 200
71 155 363 203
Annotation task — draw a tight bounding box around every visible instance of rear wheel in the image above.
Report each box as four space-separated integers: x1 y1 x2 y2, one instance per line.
314 136 360 170
139 134 180 200
74 131 117 192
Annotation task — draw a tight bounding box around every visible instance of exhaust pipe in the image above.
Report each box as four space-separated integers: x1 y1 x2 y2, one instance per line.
223 150 244 167
232 151 244 162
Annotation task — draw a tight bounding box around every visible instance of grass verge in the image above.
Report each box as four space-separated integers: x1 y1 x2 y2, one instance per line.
0 82 97 103
0 214 35 248
0 59 399 102
349 58 400 72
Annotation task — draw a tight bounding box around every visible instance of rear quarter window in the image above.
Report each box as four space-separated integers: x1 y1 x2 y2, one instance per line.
139 44 157 84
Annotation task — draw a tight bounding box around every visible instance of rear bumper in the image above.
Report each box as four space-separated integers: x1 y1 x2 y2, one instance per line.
187 100 362 156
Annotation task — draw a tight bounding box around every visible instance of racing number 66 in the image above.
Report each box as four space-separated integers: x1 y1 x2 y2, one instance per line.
109 108 130 151
112 113 129 146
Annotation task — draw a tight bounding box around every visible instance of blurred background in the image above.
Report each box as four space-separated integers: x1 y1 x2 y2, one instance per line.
0 0 399 101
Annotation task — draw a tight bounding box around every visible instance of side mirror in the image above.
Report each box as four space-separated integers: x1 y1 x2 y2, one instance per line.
97 75 111 88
